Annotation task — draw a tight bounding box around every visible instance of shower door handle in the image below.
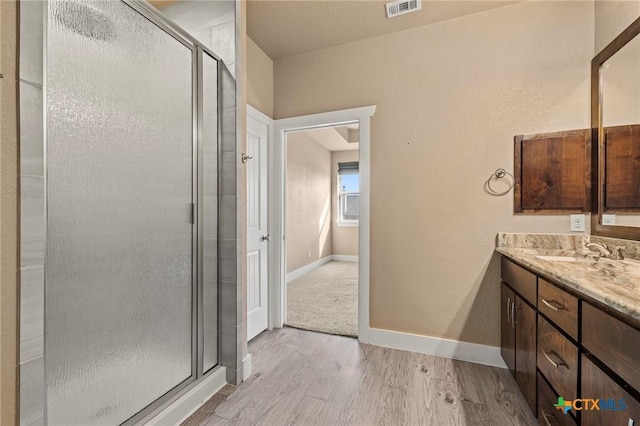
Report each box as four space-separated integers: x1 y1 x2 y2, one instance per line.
261 234 271 242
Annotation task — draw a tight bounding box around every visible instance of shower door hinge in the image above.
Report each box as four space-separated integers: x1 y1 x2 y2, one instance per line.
189 203 195 224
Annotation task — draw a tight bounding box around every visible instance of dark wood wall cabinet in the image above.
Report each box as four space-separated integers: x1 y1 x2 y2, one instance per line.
513 129 592 214
511 124 640 215
500 257 640 426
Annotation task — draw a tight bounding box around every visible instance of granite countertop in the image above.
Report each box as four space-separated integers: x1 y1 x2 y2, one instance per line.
496 246 640 323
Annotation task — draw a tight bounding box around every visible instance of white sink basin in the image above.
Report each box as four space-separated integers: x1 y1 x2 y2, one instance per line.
535 255 578 262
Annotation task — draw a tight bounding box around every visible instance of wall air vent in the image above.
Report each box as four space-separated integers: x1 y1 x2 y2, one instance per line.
386 0 421 18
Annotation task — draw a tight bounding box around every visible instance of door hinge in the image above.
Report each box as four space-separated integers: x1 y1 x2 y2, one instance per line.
189 203 195 224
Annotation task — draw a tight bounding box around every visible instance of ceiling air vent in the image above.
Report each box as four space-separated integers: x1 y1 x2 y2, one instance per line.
386 0 421 18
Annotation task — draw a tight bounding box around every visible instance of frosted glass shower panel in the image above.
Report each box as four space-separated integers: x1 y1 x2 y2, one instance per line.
46 1 194 424
202 52 219 373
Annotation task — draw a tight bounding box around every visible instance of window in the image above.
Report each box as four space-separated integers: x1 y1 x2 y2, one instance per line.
337 161 359 225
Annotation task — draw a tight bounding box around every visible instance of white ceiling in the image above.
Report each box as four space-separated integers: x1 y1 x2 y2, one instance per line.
247 0 521 60
302 125 360 152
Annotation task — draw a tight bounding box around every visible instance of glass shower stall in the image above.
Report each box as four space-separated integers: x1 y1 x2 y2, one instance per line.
25 0 228 423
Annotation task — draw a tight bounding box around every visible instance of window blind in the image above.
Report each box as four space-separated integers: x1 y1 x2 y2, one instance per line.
337 161 359 175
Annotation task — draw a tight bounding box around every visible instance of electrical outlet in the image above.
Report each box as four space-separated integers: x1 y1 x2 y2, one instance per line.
570 214 586 232
307 250 311 258
602 214 616 225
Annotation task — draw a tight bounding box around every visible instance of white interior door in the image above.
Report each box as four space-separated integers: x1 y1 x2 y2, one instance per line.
247 112 269 341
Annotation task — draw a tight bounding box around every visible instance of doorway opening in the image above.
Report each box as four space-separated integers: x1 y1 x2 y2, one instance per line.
271 105 376 344
284 125 360 337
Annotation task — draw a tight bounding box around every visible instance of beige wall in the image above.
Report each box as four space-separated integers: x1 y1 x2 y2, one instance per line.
286 132 333 272
595 0 640 53
0 0 19 424
331 150 359 257
275 1 594 346
247 37 274 118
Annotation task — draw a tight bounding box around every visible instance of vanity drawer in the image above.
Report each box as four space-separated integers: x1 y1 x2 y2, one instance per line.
538 279 578 341
501 258 537 306
581 355 640 426
582 302 640 392
538 372 576 426
538 316 578 402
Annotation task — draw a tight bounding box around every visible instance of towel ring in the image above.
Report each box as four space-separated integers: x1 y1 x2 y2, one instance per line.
485 168 514 196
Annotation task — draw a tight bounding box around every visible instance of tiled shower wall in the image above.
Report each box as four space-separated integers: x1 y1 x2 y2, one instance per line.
19 1 45 424
218 64 244 385
18 2 242 424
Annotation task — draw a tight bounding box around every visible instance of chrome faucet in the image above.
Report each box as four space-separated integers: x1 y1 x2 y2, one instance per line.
586 242 626 260
612 246 626 260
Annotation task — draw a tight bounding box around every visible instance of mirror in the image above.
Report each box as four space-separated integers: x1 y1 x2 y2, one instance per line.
592 17 640 239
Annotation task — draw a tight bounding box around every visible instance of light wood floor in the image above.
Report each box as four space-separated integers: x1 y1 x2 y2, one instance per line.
183 327 537 426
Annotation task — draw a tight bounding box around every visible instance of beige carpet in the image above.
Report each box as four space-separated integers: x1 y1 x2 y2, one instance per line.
285 261 358 337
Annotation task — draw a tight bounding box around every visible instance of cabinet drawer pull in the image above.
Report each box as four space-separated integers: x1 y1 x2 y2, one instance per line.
506 297 512 324
541 410 554 426
543 350 567 368
542 298 565 312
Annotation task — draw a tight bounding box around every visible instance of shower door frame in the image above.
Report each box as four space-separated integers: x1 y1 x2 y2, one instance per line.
41 1 225 424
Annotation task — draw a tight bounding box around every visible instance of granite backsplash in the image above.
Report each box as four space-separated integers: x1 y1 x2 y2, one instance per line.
497 232 640 261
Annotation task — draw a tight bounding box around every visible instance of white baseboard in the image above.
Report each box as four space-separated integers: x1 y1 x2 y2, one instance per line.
286 256 332 283
286 255 360 283
368 328 507 369
242 354 252 381
145 367 227 425
331 254 358 262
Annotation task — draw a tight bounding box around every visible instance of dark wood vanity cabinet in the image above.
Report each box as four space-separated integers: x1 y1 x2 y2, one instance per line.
537 315 578 402
515 296 537 414
538 278 578 341
501 283 516 375
500 282 537 414
500 256 639 425
581 303 640 426
501 259 537 414
582 302 640 393
502 256 537 304
538 372 575 426
581 355 640 426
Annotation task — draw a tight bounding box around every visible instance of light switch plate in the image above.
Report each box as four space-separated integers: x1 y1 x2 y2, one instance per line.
602 214 616 225
570 214 586 232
